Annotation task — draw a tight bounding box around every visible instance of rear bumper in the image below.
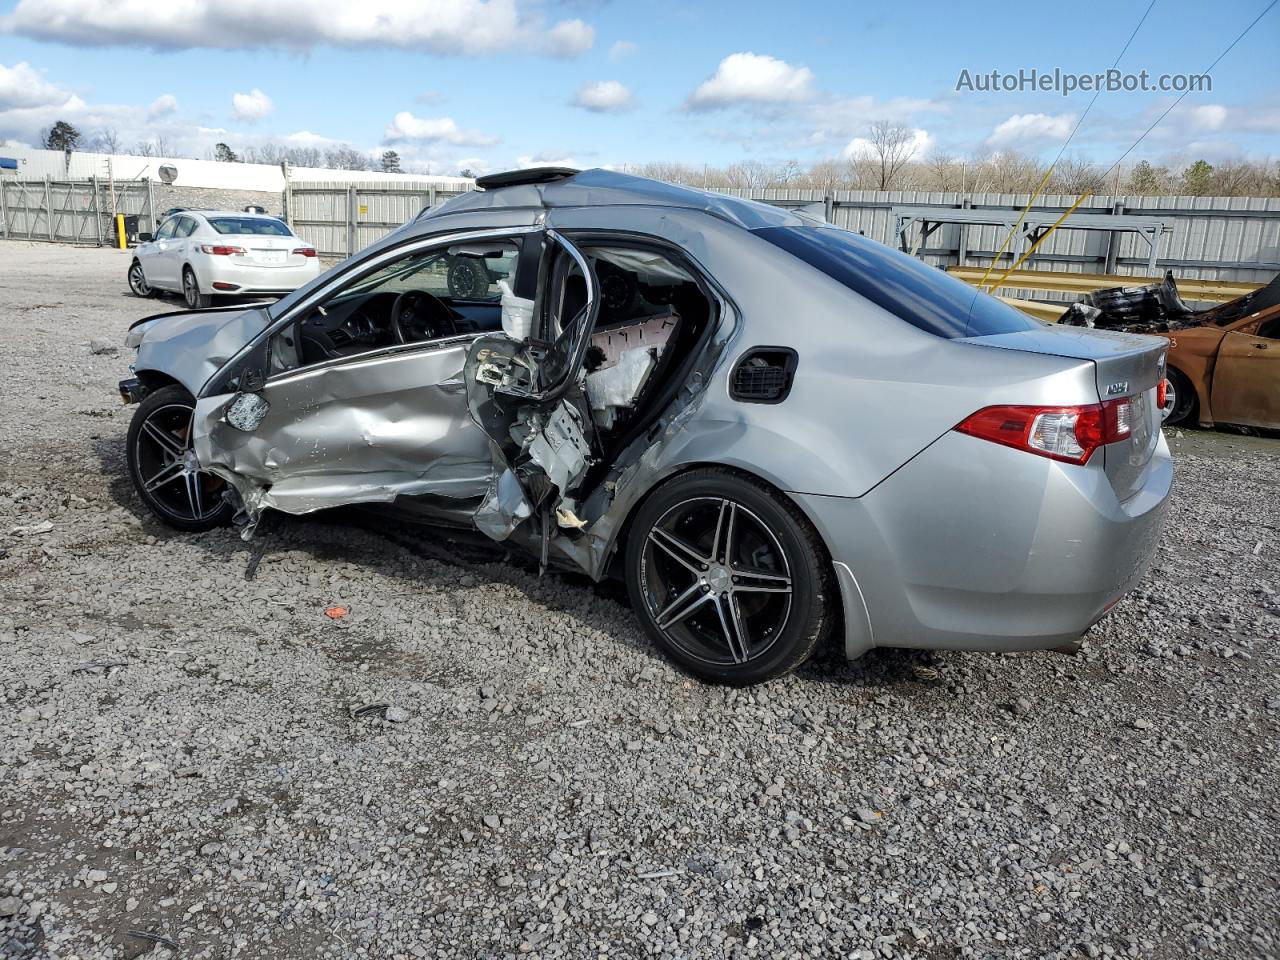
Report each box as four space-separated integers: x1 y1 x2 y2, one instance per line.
196 257 319 295
793 430 1172 659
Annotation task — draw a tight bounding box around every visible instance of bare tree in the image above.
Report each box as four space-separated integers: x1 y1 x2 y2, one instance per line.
856 121 920 190
923 152 960 191
722 160 783 191
91 127 122 154
1049 154 1105 195
800 159 853 193
324 145 371 171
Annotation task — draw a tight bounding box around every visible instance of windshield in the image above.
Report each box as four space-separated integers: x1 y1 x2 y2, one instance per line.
209 217 293 237
754 225 1040 339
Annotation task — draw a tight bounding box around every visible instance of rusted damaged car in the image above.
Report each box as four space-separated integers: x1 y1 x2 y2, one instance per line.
1062 273 1280 428
118 168 1172 685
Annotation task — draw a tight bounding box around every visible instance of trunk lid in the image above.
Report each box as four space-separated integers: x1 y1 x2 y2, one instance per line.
969 325 1168 501
235 234 296 267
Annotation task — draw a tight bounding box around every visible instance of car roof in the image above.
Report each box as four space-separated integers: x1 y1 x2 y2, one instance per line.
418 167 812 232
185 210 283 220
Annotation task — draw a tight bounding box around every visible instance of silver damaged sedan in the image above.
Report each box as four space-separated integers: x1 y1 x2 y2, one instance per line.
118 168 1172 685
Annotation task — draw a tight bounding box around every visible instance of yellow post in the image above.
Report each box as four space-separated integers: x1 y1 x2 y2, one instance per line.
116 213 127 249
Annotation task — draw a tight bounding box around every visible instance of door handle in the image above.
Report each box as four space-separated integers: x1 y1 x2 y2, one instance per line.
1254 343 1269 350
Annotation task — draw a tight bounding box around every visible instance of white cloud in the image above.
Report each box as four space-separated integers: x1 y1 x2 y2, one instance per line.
571 80 632 113
516 151 580 168
383 111 499 146
802 94 950 150
1190 104 1228 131
232 88 273 121
609 40 636 61
0 61 71 110
686 53 815 111
542 18 594 57
147 93 178 120
4 0 595 57
843 128 934 160
986 112 1075 148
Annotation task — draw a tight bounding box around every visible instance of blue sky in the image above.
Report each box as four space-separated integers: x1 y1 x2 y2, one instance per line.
0 0 1276 174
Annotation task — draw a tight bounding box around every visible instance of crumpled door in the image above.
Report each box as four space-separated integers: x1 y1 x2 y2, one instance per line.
192 338 496 528
464 230 601 546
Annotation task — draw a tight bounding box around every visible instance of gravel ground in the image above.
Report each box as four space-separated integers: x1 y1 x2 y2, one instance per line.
2 240 1278 960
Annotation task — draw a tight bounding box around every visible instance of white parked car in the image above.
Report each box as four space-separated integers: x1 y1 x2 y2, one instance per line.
127 211 321 309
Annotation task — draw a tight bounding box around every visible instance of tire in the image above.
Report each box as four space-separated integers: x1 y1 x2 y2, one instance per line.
1161 367 1197 426
183 267 211 310
127 259 154 298
625 468 835 685
126 385 232 532
447 256 492 299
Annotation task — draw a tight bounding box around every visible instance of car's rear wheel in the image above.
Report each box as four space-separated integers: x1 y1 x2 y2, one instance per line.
1161 367 1197 425
183 267 211 310
126 385 232 531
625 469 835 685
128 260 154 298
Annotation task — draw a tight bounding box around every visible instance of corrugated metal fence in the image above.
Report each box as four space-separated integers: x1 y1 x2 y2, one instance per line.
0 177 155 243
285 180 1279 284
2 174 1276 289
284 179 471 257
712 188 1280 284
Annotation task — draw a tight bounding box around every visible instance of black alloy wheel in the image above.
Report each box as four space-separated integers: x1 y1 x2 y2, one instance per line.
626 469 834 685
126 385 232 531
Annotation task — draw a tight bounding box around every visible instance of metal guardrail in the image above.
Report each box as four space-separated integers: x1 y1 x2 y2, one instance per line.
948 266 1263 303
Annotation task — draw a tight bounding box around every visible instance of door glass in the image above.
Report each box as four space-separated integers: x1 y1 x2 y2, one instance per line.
268 239 521 374
176 217 199 238
153 219 177 240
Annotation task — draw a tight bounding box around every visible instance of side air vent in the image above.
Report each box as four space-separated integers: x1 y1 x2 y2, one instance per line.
730 347 798 404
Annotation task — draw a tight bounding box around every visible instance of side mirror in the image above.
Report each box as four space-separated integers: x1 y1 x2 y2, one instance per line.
138 232 153 243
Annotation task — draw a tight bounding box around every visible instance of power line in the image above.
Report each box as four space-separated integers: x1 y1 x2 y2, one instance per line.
1049 0 1159 170
1101 0 1278 180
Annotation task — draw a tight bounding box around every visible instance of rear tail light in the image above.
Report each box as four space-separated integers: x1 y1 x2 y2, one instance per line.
293 247 317 258
200 244 245 256
955 398 1132 464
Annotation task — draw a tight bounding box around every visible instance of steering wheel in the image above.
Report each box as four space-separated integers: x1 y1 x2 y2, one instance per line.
392 290 457 344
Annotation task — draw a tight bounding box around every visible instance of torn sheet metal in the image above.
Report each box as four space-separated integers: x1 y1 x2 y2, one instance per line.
520 401 592 496
473 468 533 541
192 341 495 526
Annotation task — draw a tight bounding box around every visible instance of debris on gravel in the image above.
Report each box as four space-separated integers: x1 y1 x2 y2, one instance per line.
1 241 1278 959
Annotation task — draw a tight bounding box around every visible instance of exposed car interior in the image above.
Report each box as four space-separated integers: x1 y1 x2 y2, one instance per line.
268 242 518 373
573 244 713 462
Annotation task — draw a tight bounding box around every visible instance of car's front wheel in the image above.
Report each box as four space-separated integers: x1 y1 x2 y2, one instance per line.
127 260 154 298
625 468 835 685
183 267 211 310
126 385 232 531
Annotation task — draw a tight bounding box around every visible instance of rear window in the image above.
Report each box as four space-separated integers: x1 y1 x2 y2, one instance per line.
754 225 1040 339
208 217 292 237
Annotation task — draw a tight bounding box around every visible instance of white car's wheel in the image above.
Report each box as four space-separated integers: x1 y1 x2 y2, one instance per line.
128 260 154 298
183 267 211 310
